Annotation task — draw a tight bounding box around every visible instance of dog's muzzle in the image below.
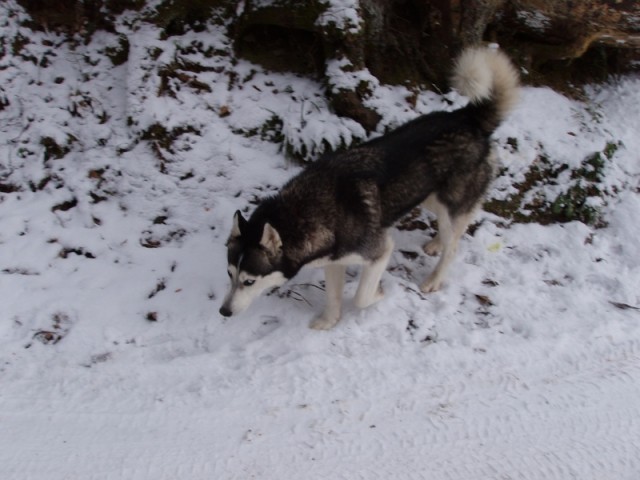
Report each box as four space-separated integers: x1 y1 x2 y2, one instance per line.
219 305 233 317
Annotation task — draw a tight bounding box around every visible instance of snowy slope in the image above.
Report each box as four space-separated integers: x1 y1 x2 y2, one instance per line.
1 2 639 479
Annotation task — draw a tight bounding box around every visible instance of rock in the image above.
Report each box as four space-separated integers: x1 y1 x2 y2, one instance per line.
492 0 640 88
17 0 640 128
233 1 640 101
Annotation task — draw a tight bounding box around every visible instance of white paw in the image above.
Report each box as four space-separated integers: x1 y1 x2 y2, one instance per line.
310 314 340 330
423 237 442 256
420 276 442 293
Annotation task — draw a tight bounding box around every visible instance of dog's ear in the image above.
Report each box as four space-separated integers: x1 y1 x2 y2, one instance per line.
230 210 247 239
260 223 282 255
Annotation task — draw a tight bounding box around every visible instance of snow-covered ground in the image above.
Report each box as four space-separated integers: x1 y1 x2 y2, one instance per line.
1 2 639 479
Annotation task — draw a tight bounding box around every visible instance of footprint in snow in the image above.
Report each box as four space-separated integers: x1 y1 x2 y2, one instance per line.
251 316 281 340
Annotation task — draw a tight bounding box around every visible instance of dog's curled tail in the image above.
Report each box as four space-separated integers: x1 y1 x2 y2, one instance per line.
452 46 519 132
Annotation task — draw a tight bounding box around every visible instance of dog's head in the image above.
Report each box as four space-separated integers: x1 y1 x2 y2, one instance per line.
219 210 287 317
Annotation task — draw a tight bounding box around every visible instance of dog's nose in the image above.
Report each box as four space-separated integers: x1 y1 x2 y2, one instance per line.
219 306 232 317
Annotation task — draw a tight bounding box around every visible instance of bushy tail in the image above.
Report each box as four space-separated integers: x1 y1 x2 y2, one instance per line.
452 46 519 132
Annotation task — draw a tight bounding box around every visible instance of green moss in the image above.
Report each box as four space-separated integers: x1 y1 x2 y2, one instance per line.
40 136 77 162
576 152 605 182
141 123 199 151
485 143 617 227
157 61 213 97
603 140 620 160
230 115 284 149
11 33 29 56
550 183 601 225
506 137 519 152
148 46 164 61
260 115 284 144
105 34 130 66
140 123 201 173
484 155 565 224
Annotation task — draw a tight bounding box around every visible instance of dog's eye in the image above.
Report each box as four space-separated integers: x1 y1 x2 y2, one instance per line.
227 270 233 279
243 279 255 287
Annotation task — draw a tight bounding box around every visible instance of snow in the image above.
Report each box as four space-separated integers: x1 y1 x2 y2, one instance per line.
1 2 640 479
516 9 551 31
317 0 362 34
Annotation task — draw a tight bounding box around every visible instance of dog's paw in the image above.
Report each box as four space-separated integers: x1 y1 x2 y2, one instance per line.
423 237 442 256
420 276 442 293
310 314 340 330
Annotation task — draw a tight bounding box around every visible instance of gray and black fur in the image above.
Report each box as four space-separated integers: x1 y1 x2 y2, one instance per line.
221 47 519 329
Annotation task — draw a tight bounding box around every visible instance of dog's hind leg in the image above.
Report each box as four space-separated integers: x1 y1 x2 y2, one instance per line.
310 264 346 330
420 208 475 293
423 234 442 256
354 233 394 309
422 194 443 255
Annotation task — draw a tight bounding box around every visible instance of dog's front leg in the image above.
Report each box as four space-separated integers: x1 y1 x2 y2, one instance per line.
310 264 346 330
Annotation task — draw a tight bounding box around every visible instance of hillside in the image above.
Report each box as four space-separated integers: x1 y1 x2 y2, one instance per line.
1 1 639 479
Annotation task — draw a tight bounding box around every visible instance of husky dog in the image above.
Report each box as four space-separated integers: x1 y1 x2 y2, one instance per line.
220 47 519 329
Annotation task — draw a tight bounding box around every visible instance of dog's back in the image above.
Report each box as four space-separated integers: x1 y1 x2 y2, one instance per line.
270 48 519 259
